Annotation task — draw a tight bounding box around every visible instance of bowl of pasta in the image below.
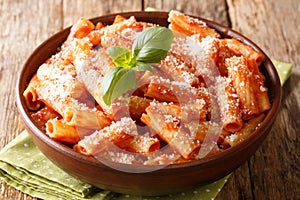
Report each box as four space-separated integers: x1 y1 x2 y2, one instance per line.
16 10 281 195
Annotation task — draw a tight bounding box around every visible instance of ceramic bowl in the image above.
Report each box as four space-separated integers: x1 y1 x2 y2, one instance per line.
16 11 282 196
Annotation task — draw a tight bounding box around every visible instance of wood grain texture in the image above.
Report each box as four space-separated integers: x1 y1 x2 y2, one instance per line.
225 0 300 199
0 0 63 199
0 0 299 199
0 0 63 144
144 0 229 25
62 0 142 27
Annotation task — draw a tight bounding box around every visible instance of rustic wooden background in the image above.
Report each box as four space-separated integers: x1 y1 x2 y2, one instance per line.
0 0 299 199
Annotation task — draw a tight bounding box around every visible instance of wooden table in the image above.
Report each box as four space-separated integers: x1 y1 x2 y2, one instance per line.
0 0 299 199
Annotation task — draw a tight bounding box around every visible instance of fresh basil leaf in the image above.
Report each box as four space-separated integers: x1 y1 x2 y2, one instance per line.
110 68 136 102
107 46 135 68
100 66 123 96
133 62 154 73
102 26 174 105
132 26 174 63
101 67 136 105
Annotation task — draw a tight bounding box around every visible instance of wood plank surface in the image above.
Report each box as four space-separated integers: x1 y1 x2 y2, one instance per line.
0 0 299 199
0 0 63 199
144 0 229 25
226 0 300 199
62 0 142 27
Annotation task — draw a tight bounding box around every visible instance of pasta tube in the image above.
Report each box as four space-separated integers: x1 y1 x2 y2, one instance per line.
168 10 220 39
30 106 60 128
45 119 92 144
225 114 265 146
65 17 95 44
75 117 137 156
141 102 201 159
220 38 264 65
145 76 209 104
23 75 43 111
116 133 160 154
215 76 243 132
158 53 200 87
226 56 271 119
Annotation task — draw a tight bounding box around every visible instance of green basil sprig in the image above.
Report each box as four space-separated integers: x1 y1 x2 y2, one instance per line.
100 26 174 105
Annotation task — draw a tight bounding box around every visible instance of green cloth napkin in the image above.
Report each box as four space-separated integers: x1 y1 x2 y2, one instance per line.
0 131 114 200
0 60 292 200
0 131 228 200
272 60 292 86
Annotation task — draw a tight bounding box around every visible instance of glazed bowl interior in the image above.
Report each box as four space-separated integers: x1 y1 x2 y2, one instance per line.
16 11 282 196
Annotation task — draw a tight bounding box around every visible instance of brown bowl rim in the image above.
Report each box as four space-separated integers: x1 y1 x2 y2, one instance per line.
16 11 282 172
